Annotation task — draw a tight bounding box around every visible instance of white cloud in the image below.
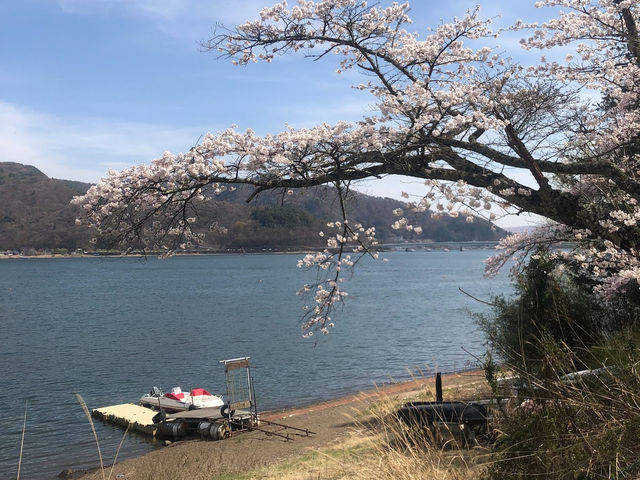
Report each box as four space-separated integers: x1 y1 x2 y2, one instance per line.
0 101 210 183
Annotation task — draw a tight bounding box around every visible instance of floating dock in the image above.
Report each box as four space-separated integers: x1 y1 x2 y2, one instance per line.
92 403 159 436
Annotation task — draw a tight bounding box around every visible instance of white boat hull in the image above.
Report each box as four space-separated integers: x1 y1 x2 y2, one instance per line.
140 388 224 413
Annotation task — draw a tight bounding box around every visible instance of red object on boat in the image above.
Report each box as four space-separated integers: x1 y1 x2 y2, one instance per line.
190 388 212 396
165 392 185 401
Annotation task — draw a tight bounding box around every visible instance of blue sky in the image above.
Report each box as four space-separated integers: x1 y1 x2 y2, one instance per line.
1 1 552 226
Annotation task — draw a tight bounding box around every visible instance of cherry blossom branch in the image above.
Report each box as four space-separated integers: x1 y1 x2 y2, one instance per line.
74 0 640 329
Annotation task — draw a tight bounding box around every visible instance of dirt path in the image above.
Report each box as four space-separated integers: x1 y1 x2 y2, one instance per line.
77 370 486 480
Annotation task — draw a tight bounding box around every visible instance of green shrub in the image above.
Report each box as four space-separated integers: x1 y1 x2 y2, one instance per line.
477 248 640 375
477 249 640 478
488 331 640 479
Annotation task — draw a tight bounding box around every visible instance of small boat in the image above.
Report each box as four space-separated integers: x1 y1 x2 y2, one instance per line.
397 401 489 428
140 386 224 412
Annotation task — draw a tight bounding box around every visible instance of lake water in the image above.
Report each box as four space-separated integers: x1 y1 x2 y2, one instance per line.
0 250 510 479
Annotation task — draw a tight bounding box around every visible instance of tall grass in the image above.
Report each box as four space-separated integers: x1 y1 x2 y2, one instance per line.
299 385 488 480
76 393 105 480
16 400 27 480
222 381 487 480
107 424 130 480
333 348 640 480
487 332 640 479
76 393 130 480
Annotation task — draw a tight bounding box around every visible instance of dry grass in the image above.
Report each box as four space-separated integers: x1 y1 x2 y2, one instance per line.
486 340 640 479
214 433 481 480
76 393 106 480
16 401 27 480
76 393 130 480
343 391 486 480
213 383 487 480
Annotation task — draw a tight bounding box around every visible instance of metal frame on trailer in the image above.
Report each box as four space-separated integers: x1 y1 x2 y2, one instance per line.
219 356 258 420
242 418 314 441
218 357 315 441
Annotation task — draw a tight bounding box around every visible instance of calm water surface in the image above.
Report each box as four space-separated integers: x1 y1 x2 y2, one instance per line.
0 251 510 479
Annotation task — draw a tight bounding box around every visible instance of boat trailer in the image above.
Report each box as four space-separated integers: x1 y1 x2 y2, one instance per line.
158 357 315 442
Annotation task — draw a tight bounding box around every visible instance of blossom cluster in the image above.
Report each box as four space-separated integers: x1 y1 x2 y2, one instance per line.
296 217 379 336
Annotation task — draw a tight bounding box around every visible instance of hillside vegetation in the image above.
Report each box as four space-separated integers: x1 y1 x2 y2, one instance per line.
0 162 504 252
0 162 92 251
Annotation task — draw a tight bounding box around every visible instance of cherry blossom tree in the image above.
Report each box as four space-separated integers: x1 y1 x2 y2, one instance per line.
74 0 640 335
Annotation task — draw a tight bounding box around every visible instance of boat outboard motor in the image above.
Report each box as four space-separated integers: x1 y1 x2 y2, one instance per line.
150 386 163 397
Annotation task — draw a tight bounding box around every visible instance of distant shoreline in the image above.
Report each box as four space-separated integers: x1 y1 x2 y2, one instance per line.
0 251 316 260
1 241 502 260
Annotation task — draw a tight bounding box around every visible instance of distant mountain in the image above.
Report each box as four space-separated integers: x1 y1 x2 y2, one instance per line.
0 162 504 252
0 162 92 251
207 185 505 249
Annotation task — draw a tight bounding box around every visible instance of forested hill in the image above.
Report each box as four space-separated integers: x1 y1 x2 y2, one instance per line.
0 162 93 251
0 162 504 252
